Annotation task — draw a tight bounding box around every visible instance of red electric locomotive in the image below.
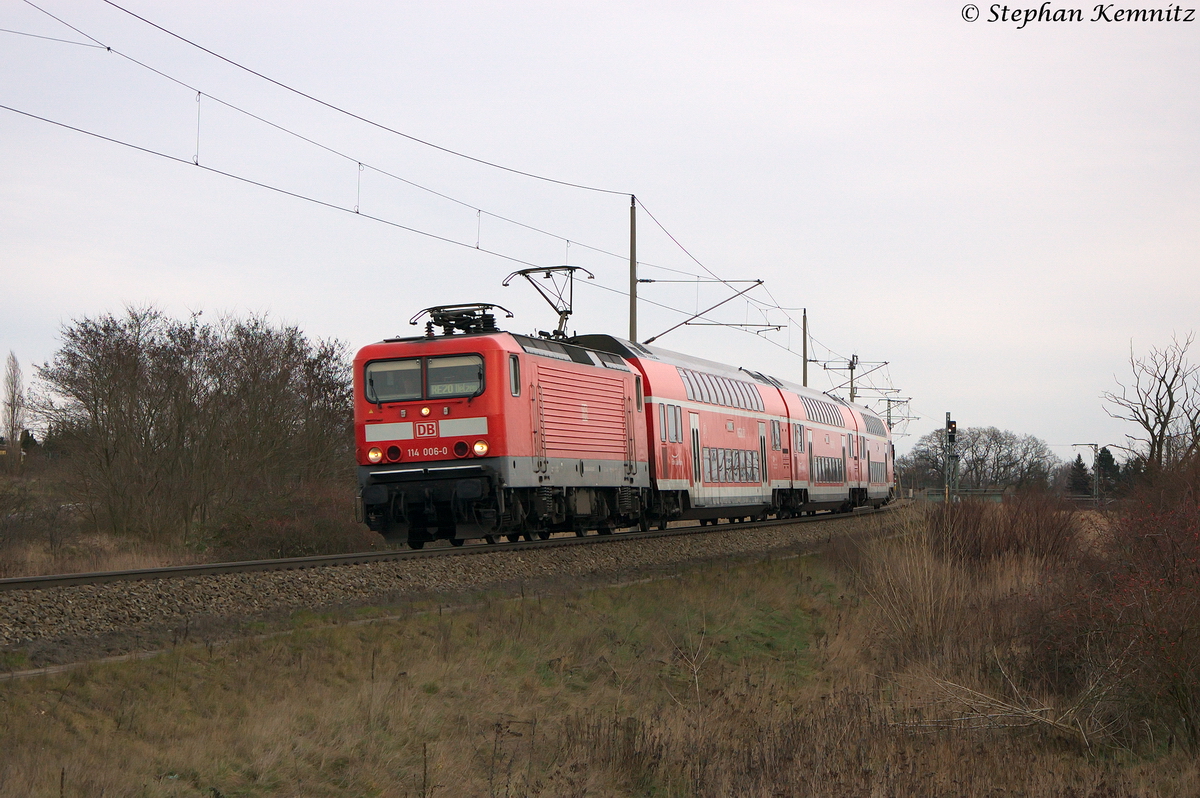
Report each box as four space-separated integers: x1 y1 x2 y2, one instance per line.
354 304 893 548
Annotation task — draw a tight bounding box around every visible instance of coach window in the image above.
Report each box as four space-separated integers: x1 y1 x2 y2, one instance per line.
659 404 668 442
673 405 683 442
509 355 521 397
427 354 484 398
795 425 805 453
365 358 422 403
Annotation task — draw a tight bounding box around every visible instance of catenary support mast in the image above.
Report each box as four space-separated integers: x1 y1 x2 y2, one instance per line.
629 195 637 342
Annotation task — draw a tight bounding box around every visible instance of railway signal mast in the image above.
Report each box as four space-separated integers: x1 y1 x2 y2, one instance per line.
945 413 959 504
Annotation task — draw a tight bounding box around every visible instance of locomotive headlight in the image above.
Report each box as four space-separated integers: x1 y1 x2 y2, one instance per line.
420 406 431 416
472 440 490 457
367 447 383 464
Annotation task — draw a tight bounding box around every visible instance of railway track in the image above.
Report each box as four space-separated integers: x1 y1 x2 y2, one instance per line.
0 505 893 593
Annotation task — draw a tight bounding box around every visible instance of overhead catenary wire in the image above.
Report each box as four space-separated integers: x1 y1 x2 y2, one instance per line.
0 26 104 47
14 1 802 315
93 0 630 197
11 2 887 396
17 2 799 308
1 99 793 344
0 103 541 269
10 4 644 268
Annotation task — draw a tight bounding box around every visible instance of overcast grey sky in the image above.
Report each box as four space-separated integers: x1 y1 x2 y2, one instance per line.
2 1 1197 457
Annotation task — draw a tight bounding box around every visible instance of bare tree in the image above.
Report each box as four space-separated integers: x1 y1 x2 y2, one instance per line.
2 351 25 471
898 426 1059 491
36 306 353 541
1103 334 1200 471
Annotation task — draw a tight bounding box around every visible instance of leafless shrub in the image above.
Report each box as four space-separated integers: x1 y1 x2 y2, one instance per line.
926 494 1080 563
34 306 354 546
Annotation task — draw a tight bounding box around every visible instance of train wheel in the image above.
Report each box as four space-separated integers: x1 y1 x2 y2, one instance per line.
597 526 613 536
484 535 498 544
449 537 465 547
658 518 669 530
639 516 650 533
537 530 551 541
574 527 587 537
505 533 521 542
407 539 425 550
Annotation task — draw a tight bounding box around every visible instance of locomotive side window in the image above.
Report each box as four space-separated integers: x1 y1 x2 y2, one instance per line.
509 355 520 397
427 354 484 398
365 358 422 403
635 375 643 410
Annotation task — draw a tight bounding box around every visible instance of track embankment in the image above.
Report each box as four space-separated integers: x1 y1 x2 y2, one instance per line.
1 508 904 669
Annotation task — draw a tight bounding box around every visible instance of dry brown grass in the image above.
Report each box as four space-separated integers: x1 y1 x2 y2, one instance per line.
0 467 379 578
4 528 1198 797
0 532 204 579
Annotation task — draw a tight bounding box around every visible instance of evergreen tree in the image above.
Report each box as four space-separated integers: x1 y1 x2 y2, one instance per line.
1095 446 1120 497
1068 453 1092 496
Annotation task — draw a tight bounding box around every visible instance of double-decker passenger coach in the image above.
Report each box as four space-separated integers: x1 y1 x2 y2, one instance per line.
354 304 893 548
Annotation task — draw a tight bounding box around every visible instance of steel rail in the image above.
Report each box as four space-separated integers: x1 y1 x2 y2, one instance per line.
0 505 894 593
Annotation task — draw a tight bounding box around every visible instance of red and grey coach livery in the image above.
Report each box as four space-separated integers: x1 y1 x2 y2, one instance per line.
355 305 893 548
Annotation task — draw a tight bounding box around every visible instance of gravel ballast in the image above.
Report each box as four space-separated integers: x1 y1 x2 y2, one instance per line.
0 511 896 666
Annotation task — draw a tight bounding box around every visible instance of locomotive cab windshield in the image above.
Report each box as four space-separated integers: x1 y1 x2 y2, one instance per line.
427 355 484 398
364 354 485 403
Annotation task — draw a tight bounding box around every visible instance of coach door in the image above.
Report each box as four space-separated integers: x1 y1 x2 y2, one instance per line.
758 421 768 486
688 413 711 506
807 429 815 487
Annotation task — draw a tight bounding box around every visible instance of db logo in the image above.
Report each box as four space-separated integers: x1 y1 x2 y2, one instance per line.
416 421 438 438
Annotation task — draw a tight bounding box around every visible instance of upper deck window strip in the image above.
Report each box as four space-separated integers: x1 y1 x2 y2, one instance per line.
675 367 764 412
863 415 888 436
800 395 845 428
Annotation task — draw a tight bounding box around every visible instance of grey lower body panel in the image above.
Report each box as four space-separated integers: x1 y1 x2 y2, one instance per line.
357 457 649 545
